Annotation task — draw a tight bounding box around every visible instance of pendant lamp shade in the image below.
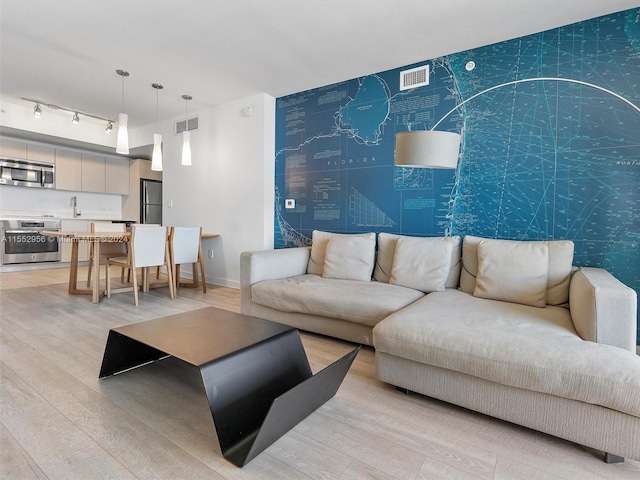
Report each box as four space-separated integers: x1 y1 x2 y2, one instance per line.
151 83 163 171
181 94 193 166
151 134 163 171
115 70 130 155
116 112 129 154
394 130 461 169
181 131 192 166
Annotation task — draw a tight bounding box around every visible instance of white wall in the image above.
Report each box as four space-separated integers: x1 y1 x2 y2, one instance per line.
155 93 276 288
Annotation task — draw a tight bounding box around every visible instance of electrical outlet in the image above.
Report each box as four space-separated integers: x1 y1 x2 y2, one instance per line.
285 199 295 209
207 249 214 258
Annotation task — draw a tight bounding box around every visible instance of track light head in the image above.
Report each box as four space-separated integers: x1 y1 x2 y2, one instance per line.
106 122 113 133
71 112 80 124
33 103 43 117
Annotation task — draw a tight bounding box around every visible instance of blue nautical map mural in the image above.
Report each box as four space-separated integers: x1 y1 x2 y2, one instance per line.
275 8 640 344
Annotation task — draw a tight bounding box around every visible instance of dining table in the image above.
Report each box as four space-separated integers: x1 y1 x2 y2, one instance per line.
41 230 219 303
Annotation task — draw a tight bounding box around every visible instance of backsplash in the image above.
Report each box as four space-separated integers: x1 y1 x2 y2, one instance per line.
0 185 122 219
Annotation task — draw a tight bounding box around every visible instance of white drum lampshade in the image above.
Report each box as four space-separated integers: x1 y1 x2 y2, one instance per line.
394 130 461 169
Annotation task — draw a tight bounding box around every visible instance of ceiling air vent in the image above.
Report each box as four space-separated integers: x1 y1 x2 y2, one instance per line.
176 117 199 134
399 65 430 91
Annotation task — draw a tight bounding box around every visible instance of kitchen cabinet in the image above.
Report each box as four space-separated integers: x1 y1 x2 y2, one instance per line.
27 144 55 164
0 135 130 195
60 219 89 262
55 149 82 191
105 157 130 194
0 138 27 159
81 153 106 193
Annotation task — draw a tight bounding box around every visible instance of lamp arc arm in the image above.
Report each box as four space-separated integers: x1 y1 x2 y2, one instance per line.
431 77 640 131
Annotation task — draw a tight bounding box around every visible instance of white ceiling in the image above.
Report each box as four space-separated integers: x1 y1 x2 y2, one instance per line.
1 0 638 130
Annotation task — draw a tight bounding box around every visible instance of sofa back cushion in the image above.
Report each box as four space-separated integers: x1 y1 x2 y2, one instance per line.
474 239 549 307
374 233 461 288
389 236 458 293
460 235 575 306
307 230 376 275
322 236 376 282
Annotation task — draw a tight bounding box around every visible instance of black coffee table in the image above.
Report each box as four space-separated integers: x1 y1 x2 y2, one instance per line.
99 307 359 467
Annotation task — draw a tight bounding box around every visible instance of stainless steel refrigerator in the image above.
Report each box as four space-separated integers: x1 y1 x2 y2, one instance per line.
140 179 162 224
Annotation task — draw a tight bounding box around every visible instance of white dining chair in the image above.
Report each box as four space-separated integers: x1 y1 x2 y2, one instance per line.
87 221 128 287
106 224 175 305
169 226 206 294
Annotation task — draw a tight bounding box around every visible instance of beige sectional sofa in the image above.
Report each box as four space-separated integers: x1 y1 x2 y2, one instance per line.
240 231 640 462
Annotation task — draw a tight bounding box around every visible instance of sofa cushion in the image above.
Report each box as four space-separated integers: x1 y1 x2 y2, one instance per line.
460 235 574 305
251 274 424 327
374 233 461 288
389 236 455 293
373 290 640 418
307 230 376 275
474 239 549 307
323 236 375 282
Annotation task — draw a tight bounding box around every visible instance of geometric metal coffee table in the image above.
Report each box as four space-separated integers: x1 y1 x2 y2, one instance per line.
99 306 360 467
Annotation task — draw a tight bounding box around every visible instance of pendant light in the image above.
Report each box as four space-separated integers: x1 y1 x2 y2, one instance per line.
151 83 164 171
181 94 192 166
116 69 130 155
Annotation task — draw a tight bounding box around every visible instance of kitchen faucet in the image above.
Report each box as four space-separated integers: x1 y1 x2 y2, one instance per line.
72 196 81 218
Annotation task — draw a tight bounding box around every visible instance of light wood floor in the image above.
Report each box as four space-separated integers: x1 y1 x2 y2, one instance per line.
1 267 639 480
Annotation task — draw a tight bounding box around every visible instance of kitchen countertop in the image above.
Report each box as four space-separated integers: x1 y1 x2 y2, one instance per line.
0 211 132 222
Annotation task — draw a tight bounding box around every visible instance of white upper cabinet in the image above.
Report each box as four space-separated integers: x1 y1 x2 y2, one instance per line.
55 149 82 191
81 153 106 193
0 138 27 159
27 144 55 164
105 157 130 195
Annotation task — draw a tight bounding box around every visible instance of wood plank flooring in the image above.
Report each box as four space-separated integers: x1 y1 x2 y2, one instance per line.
1 267 639 479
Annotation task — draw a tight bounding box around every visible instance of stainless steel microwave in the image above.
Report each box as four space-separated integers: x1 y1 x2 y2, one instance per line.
0 158 55 188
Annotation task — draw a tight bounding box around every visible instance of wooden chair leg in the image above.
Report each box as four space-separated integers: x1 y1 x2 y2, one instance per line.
172 263 179 296
142 267 148 293
86 254 93 287
132 266 139 306
106 262 111 298
199 259 206 293
165 243 176 299
168 262 175 299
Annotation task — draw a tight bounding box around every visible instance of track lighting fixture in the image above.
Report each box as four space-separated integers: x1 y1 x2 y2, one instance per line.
151 83 163 171
181 94 192 166
116 69 130 155
22 97 115 132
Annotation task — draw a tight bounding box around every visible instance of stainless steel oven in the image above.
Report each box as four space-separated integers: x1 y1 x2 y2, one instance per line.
0 217 61 265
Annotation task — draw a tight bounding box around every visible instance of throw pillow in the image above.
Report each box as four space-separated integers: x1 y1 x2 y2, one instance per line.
459 235 482 294
307 230 376 275
545 240 574 305
389 236 455 293
374 233 461 288
322 236 376 281
460 235 574 305
473 239 549 307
